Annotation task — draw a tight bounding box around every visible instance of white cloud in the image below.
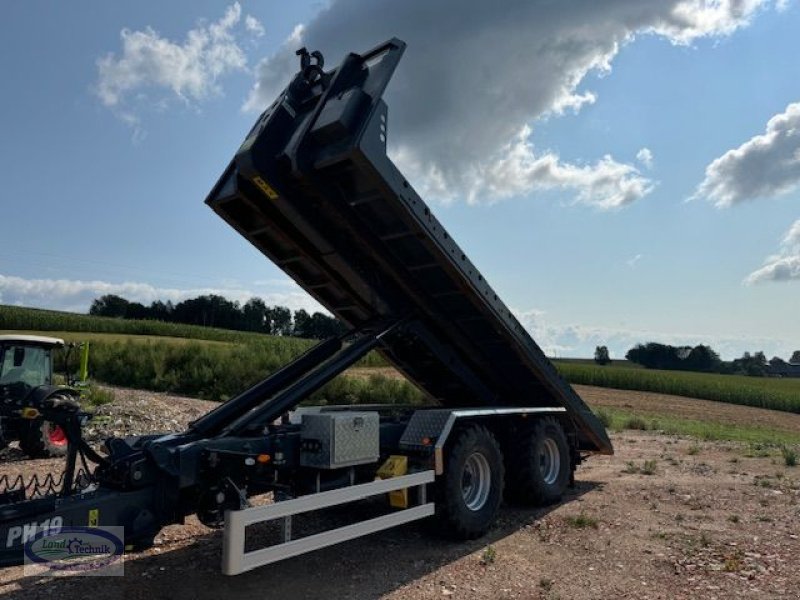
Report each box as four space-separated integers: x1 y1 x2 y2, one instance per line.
244 15 265 37
745 218 800 284
694 102 800 207
95 3 253 118
454 126 654 209
245 0 770 208
513 307 795 361
0 273 322 315
644 0 767 43
626 253 644 268
636 148 654 169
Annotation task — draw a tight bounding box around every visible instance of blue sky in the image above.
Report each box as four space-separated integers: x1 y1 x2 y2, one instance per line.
1 1 798 359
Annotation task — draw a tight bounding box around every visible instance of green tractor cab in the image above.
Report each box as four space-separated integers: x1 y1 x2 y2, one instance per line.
0 335 88 458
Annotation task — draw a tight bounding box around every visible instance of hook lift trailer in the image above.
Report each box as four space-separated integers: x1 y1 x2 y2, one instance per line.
0 39 612 574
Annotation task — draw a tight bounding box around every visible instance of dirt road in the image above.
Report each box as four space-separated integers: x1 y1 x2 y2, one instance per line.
2 386 799 599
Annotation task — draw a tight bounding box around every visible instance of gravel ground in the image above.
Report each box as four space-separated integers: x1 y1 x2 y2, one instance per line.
2 385 800 599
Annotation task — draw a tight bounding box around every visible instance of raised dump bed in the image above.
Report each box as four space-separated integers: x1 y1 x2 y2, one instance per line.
205 39 612 455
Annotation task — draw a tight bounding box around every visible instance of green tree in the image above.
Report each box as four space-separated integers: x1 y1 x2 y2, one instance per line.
267 306 292 336
732 351 768 377
684 345 721 372
89 294 130 318
292 309 311 338
242 298 268 333
594 345 611 365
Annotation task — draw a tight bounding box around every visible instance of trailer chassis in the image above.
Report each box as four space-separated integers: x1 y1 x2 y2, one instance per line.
1 320 575 571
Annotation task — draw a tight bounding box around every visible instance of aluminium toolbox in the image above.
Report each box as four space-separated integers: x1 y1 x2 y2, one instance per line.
299 411 380 469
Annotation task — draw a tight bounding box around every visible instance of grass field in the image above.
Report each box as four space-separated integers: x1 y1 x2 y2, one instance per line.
554 357 644 369
594 406 800 446
0 304 262 343
0 330 401 402
556 361 800 414
0 330 233 346
0 303 392 401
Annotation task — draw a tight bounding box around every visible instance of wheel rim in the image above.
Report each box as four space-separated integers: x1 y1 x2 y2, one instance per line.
539 437 560 485
46 423 67 446
461 452 491 511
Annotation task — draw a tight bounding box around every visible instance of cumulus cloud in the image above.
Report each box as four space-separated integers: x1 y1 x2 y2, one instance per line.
695 102 800 207
0 273 322 315
459 126 654 209
745 219 800 284
513 307 795 360
245 0 770 207
95 3 255 116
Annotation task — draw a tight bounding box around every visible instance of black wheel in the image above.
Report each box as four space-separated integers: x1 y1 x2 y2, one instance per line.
19 419 69 458
18 393 79 458
506 417 571 506
435 425 504 540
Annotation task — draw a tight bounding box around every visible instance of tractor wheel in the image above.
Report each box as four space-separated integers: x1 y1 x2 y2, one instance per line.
505 417 570 506
434 425 504 540
19 420 69 458
18 393 79 458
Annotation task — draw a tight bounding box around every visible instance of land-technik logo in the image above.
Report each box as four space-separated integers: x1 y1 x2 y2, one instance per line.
24 526 124 576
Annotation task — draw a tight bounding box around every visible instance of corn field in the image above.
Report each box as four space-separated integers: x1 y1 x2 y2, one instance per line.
557 362 800 414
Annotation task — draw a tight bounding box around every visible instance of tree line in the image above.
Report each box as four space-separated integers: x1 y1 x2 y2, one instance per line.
594 342 800 377
89 294 346 340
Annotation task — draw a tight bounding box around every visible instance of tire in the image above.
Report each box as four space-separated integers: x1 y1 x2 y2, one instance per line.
19 419 69 458
435 425 504 540
505 417 571 506
18 393 79 459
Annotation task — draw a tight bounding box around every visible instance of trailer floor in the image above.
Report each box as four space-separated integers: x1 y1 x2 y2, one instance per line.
2 385 799 599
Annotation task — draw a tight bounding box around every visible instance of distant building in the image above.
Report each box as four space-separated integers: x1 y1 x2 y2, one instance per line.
766 361 800 378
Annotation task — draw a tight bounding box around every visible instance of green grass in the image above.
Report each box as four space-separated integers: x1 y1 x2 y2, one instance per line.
565 512 599 529
641 459 658 475
0 306 388 369
556 361 800 414
480 545 497 565
781 445 798 467
0 304 263 343
598 406 800 445
1 305 390 401
1 330 234 346
312 373 426 407
554 357 644 369
82 384 115 407
622 460 658 475
37 336 417 404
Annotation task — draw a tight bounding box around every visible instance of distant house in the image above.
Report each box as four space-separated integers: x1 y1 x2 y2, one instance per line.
766 361 800 378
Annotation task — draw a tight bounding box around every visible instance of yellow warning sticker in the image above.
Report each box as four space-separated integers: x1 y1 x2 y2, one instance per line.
88 509 99 527
253 176 279 200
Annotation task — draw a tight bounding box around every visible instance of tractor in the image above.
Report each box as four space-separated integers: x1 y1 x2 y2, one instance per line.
0 335 88 458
